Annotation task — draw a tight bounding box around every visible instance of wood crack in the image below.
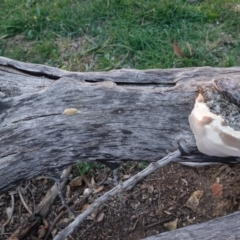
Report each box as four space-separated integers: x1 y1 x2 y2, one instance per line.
9 113 61 124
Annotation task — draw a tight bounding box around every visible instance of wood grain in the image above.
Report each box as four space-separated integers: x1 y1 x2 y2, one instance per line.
1 56 240 193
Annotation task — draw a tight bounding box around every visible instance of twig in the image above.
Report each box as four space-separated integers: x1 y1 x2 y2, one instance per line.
58 195 78 213
34 165 72 217
53 150 181 240
77 221 96 239
17 186 33 215
18 219 39 239
27 184 36 212
44 209 67 240
45 195 89 240
112 168 126 206
128 218 139 232
95 167 108 187
143 216 173 229
13 166 72 240
56 179 75 217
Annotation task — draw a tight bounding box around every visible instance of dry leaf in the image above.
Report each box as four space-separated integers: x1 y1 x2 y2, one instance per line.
7 237 19 240
62 108 79 115
69 176 83 187
122 174 131 180
91 210 99 219
181 178 188 186
38 225 47 238
212 201 228 217
91 177 96 186
96 212 105 222
211 182 223 198
172 42 185 58
140 184 147 190
81 204 91 211
61 218 72 223
147 185 154 194
42 219 49 228
93 185 104 194
164 218 178 231
51 228 57 236
234 4 240 12
185 190 203 212
58 218 72 229
66 185 71 200
186 42 192 56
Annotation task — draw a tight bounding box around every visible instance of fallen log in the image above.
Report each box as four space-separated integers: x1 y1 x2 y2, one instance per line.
141 211 240 240
1 56 240 193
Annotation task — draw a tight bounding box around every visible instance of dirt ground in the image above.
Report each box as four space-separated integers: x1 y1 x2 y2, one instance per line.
1 161 240 240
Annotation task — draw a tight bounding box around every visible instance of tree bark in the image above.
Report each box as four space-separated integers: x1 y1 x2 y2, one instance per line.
1 56 240 193
141 211 240 240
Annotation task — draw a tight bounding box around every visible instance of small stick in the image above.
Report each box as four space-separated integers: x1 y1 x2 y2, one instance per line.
34 165 72 217
17 186 33 215
56 179 75 217
53 150 181 240
13 166 72 240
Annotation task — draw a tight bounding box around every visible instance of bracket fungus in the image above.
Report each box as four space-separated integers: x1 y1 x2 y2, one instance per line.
189 87 240 157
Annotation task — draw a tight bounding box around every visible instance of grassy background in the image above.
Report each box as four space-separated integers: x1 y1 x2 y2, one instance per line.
1 0 240 71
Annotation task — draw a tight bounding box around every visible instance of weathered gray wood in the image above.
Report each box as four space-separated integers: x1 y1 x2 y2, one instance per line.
1 56 240 193
141 211 240 240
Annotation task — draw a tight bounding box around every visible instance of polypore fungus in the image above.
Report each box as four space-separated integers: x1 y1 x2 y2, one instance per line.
188 92 240 157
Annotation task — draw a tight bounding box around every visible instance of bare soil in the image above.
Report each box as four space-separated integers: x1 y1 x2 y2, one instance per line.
1 162 240 240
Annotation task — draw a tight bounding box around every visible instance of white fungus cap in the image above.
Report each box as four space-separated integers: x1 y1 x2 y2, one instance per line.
189 93 240 157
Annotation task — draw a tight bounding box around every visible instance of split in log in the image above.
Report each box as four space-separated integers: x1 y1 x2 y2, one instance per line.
1 56 240 194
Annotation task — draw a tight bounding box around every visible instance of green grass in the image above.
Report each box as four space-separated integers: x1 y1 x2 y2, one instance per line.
74 162 102 176
1 0 240 175
1 0 240 70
